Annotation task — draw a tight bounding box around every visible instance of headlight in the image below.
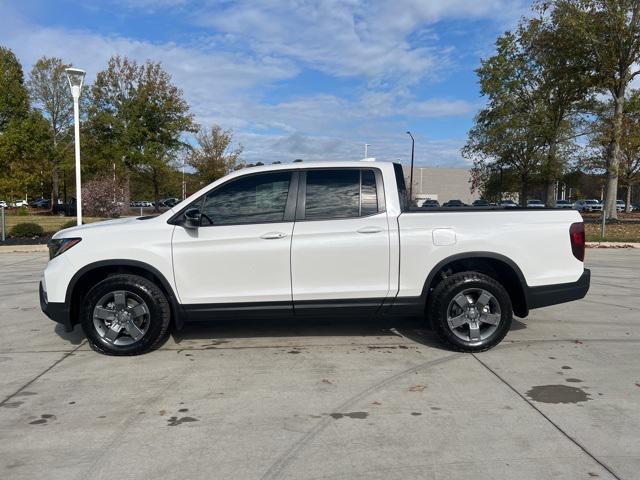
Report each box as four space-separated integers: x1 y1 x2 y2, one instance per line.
48 238 82 259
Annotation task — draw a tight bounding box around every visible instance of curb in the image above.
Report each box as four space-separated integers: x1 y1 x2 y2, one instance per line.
0 244 48 254
586 242 640 249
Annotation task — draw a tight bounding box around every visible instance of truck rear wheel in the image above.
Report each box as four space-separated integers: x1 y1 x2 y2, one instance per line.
80 274 171 355
428 272 512 352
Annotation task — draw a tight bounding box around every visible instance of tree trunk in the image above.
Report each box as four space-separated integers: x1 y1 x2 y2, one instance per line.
520 173 528 207
153 169 160 213
605 90 624 219
626 185 632 213
51 161 59 212
547 141 559 207
122 167 131 216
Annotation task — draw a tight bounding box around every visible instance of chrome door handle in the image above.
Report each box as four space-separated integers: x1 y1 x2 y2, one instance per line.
260 231 288 240
357 226 383 234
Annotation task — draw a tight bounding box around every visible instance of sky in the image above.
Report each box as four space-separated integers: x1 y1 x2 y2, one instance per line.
0 0 531 167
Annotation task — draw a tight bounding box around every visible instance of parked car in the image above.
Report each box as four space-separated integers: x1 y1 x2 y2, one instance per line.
499 199 518 208
573 199 602 212
616 200 626 212
443 199 467 207
555 200 574 209
420 199 440 208
526 199 545 208
42 161 590 356
30 198 50 209
632 202 640 211
0 200 7 208
11 200 28 208
472 199 491 207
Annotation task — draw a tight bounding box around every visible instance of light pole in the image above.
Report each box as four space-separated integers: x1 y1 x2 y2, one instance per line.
364 143 370 159
406 131 415 203
65 67 86 226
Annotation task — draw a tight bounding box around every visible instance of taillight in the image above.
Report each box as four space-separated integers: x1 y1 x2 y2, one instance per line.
569 222 585 262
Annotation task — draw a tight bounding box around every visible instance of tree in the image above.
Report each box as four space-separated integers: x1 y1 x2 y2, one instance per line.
88 55 196 211
464 31 548 206
28 56 74 209
541 0 640 218
188 125 243 187
0 111 52 201
523 14 593 206
587 92 640 212
0 46 29 132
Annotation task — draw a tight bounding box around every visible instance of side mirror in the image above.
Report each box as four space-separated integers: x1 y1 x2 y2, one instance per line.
182 208 201 229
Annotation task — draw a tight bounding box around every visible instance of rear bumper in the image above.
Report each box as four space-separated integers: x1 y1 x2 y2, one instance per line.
526 269 590 310
39 281 72 331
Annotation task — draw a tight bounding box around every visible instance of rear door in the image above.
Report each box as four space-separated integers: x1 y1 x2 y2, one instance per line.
291 168 390 314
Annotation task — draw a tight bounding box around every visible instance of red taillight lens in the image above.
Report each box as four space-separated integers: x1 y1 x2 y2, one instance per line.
569 222 585 262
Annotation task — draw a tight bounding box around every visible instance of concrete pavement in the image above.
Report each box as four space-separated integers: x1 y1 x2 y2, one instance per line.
0 250 638 479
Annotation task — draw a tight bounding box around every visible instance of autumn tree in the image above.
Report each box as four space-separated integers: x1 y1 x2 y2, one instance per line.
28 56 74 209
188 125 243 187
88 56 195 211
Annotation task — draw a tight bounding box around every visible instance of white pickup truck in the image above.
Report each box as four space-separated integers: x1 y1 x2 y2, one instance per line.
41 161 590 355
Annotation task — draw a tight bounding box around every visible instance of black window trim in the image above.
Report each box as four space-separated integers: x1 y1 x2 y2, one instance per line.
168 169 299 227
295 166 386 222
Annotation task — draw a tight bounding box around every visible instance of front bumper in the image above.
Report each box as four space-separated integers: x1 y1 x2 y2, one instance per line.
39 281 72 331
526 269 591 310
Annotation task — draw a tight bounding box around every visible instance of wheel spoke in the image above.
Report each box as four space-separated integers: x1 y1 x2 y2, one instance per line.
113 291 127 310
94 306 115 321
482 313 501 326
475 291 492 310
129 303 148 319
453 294 470 310
469 322 480 341
104 325 121 343
125 321 145 341
448 313 468 329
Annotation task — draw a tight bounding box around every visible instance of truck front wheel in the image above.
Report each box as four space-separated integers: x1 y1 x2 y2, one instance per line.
80 274 171 355
428 272 512 352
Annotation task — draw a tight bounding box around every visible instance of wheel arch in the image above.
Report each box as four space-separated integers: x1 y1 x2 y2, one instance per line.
66 260 184 329
423 252 529 318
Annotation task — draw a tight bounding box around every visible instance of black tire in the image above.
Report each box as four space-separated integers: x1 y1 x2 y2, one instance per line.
81 274 171 356
428 271 512 352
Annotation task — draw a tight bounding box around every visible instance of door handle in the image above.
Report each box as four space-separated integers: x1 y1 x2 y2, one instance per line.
260 231 288 240
357 226 383 234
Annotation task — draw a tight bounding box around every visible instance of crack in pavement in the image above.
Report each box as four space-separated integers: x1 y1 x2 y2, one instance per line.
471 353 623 480
0 341 86 407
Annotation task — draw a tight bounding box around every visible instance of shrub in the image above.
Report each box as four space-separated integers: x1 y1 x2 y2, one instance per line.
60 220 81 230
11 222 45 238
17 207 29 216
82 179 122 218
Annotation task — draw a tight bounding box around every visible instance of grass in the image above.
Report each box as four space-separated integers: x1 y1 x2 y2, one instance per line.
3 215 106 233
585 221 640 243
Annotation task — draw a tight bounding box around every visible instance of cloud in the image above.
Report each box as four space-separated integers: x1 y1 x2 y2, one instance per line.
0 1 518 167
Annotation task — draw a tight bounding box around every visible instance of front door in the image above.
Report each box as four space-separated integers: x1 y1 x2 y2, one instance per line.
172 170 296 315
291 168 390 315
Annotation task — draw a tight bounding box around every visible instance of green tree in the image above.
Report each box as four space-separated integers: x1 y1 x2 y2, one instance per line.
0 46 29 132
88 55 196 211
464 31 548 206
541 0 640 218
28 56 74 209
0 111 52 201
188 125 243 187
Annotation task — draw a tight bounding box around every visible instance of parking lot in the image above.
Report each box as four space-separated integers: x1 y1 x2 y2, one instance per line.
0 250 638 480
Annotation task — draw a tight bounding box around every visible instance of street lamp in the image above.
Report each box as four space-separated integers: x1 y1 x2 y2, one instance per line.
364 143 370 159
65 67 86 226
406 131 415 203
